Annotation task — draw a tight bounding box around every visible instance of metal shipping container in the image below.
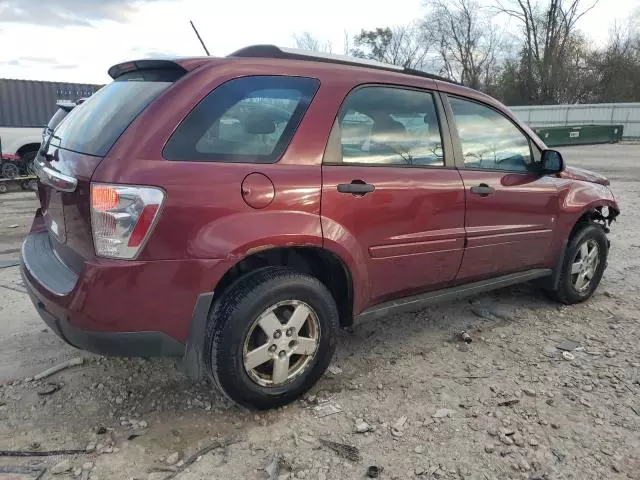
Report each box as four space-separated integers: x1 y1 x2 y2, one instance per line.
0 78 102 128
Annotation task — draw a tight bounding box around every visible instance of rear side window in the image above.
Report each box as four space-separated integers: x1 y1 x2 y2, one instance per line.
328 86 444 166
53 69 180 157
164 76 320 163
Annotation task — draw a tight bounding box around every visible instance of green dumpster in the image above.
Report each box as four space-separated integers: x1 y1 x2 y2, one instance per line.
533 125 624 147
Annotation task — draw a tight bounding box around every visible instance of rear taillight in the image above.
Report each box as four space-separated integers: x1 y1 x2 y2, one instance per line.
90 183 164 259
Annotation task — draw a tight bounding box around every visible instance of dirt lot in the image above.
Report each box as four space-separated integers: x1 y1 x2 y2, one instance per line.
1 144 639 480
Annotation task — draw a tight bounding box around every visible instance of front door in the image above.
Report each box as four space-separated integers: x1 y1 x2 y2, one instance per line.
446 95 560 281
321 85 466 310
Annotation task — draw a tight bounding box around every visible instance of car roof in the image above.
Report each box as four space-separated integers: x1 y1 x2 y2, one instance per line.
107 46 499 110
109 44 461 87
229 45 459 85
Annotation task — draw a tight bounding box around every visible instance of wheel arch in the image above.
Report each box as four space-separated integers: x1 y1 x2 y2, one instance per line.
550 202 618 291
182 245 355 381
16 143 40 158
569 202 619 240
213 246 354 327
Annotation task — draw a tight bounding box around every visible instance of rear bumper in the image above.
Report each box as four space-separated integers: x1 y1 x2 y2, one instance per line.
20 221 229 358
22 229 78 296
22 269 184 357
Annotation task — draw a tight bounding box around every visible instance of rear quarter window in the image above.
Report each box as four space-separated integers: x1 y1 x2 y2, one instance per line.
163 76 320 163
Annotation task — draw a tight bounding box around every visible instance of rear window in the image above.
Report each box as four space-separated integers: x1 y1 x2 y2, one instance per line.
52 69 180 157
163 76 320 163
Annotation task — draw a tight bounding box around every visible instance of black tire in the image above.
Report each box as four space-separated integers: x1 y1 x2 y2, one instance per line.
204 267 339 409
0 183 7 194
550 223 608 304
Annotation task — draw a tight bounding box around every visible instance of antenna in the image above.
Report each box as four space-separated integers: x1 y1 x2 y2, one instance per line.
190 20 210 56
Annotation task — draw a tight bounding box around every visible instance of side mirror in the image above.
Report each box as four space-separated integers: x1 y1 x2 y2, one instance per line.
541 149 564 174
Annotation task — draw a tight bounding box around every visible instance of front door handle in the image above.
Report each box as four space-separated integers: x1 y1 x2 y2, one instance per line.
337 181 375 195
470 183 495 197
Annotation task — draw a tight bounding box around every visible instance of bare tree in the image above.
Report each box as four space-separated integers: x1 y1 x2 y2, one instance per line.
351 24 432 69
587 22 640 102
294 1 640 103
494 0 599 103
293 32 332 53
343 30 352 56
423 0 503 89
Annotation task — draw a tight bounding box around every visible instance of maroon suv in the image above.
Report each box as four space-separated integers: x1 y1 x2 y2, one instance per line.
22 46 619 409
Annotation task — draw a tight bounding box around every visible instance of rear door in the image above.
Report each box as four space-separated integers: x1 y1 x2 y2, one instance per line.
321 85 466 309
444 95 560 280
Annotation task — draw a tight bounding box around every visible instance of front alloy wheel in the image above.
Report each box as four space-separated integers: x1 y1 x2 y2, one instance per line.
550 223 609 304
570 239 600 293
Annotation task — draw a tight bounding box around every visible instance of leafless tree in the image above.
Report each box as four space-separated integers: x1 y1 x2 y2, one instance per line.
294 1 640 104
293 32 332 53
586 22 640 102
343 30 352 56
494 0 599 103
351 24 432 69
423 0 503 89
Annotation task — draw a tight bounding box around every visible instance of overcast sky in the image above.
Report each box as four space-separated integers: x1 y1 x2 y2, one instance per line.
0 0 638 84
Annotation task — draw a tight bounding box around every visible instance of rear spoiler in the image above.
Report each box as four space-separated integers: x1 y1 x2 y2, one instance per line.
107 59 189 80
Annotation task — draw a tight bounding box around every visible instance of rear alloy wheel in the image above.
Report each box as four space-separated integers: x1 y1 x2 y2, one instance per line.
243 300 321 387
205 267 338 409
551 223 608 304
0 183 7 194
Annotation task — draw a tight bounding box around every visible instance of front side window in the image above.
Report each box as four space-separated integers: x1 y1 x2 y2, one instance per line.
164 76 319 163
330 86 444 166
449 96 533 172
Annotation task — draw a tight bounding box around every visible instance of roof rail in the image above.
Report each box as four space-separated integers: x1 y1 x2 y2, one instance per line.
229 45 458 85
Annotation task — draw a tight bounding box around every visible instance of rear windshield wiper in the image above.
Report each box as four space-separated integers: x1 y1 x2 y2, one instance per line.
39 134 61 161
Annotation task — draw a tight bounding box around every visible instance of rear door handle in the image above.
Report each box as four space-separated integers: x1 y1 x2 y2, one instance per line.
470 183 495 197
337 181 375 195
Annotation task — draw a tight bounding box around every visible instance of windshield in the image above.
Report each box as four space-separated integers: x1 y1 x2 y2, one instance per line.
53 70 175 157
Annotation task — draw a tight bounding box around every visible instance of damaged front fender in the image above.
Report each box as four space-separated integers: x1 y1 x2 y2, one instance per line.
560 179 619 229
587 204 619 233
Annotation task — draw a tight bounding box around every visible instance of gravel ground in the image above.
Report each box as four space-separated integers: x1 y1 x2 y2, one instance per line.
0 144 639 480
